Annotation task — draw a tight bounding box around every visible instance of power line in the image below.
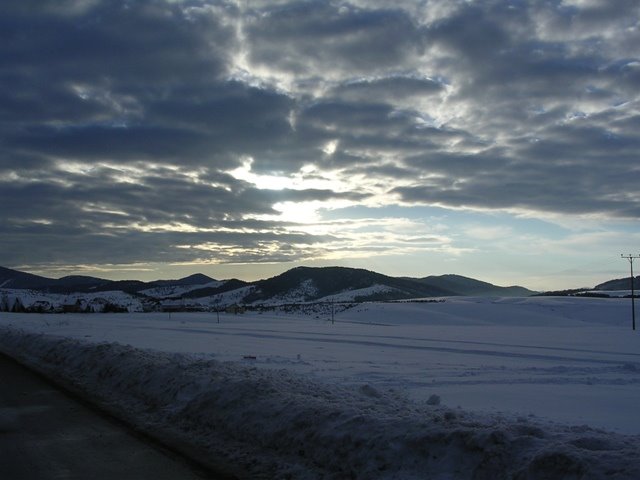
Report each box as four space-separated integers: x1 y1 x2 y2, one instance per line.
621 254 640 331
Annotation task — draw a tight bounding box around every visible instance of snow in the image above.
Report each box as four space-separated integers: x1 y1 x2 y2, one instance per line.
168 285 256 309
316 284 397 302
139 280 222 299
584 290 633 297
256 278 319 305
1 296 639 478
0 288 144 312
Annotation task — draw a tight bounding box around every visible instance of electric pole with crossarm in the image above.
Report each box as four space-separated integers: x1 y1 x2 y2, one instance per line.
621 254 640 331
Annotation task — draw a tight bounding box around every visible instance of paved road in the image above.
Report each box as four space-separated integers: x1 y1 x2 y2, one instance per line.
0 353 222 480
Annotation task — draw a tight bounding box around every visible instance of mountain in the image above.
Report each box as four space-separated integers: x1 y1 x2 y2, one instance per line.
145 273 216 289
56 275 110 287
594 276 640 291
0 267 221 295
45 275 115 293
0 267 131 292
1 265 537 313
244 266 455 304
181 278 249 299
413 274 535 297
0 266 56 289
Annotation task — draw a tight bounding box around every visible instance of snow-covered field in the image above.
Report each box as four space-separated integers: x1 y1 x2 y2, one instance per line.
1 296 639 478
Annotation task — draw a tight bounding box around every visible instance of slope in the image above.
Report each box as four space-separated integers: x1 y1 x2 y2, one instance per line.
244 266 455 303
594 276 640 291
415 274 535 297
0 266 56 289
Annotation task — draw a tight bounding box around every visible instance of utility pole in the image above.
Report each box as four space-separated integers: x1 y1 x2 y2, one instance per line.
621 254 640 331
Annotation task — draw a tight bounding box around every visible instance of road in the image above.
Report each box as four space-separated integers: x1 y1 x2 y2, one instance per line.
0 353 224 480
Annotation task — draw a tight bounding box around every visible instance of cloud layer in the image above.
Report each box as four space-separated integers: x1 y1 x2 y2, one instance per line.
1 0 638 280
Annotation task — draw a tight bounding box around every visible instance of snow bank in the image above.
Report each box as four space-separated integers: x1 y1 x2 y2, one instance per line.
1 327 638 479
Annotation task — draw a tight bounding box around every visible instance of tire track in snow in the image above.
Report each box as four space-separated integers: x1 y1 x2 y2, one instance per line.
141 326 640 367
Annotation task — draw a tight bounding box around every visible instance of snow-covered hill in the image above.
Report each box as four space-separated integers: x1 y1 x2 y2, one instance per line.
315 284 398 302
139 280 223 299
0 265 539 314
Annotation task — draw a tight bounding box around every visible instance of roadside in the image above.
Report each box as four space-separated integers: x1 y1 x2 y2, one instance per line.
0 352 222 480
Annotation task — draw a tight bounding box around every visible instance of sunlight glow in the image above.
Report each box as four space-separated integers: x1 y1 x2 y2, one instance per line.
322 139 338 155
227 157 292 190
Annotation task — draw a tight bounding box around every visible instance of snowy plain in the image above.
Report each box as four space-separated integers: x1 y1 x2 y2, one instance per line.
1 296 639 478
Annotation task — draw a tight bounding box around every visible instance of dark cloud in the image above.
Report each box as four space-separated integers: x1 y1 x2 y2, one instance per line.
0 228 339 267
403 149 511 178
0 0 639 272
428 4 512 60
0 1 232 84
0 157 369 266
393 165 640 218
0 165 368 229
0 1 238 169
0 1 233 131
5 82 296 168
244 2 426 75
296 100 465 159
329 76 444 103
7 125 211 163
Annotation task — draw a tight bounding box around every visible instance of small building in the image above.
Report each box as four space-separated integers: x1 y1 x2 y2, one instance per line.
28 300 54 313
87 297 109 313
62 300 84 313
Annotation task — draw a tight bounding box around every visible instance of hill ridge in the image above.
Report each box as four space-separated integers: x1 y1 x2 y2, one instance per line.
1 264 538 313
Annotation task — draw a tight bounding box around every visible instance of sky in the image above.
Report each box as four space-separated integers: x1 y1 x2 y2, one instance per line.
1 0 639 290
